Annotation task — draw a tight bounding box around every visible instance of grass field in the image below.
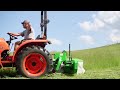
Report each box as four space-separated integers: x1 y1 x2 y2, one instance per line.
1 43 120 79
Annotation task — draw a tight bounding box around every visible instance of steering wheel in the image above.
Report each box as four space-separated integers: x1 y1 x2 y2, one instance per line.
7 32 18 40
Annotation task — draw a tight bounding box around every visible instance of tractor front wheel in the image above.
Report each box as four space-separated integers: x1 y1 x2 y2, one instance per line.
16 46 51 79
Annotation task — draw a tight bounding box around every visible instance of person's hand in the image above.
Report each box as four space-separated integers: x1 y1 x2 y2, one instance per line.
7 32 12 35
7 32 14 36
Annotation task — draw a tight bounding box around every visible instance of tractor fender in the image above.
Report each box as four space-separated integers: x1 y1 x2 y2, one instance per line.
12 39 49 62
0 38 10 53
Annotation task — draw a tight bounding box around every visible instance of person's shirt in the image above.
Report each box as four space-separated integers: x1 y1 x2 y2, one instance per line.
20 27 35 40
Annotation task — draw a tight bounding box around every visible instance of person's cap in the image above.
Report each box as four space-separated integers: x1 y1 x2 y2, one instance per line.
21 20 30 24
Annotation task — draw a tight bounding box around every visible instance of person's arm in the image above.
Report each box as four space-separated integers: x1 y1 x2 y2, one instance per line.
7 32 21 36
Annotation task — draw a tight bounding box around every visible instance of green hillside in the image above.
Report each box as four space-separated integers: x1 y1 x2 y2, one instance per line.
71 43 120 70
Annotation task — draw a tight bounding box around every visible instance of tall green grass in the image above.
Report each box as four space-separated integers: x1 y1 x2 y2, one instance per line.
71 43 120 70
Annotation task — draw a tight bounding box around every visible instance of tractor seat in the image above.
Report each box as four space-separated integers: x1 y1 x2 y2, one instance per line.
36 35 52 44
36 35 42 39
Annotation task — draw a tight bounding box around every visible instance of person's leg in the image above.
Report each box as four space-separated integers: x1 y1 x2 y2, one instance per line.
14 39 26 51
14 41 21 52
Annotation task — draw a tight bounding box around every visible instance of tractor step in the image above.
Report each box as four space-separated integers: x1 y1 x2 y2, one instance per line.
1 61 13 64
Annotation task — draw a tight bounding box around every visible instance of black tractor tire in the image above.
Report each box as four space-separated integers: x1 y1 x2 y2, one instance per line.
16 46 52 79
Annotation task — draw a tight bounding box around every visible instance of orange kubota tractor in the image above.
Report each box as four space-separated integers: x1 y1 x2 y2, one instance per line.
0 11 53 78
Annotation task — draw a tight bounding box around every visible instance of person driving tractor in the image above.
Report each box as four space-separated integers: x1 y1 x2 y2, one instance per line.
7 20 35 52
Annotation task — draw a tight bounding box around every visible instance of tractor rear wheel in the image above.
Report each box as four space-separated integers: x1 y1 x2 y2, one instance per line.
16 46 51 79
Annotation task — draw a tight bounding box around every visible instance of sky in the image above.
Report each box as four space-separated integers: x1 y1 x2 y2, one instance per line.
0 11 120 52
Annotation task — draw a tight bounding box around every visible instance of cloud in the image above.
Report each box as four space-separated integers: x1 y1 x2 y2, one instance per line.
79 11 120 31
79 18 104 31
78 35 95 45
48 38 62 46
109 29 120 43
